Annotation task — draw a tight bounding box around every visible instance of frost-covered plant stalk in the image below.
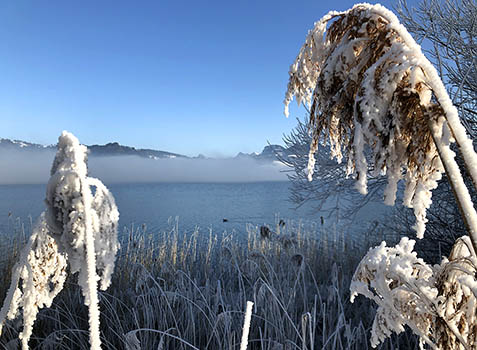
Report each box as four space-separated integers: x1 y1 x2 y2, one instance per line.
350 235 477 349
0 131 119 350
283 2 477 244
284 3 477 349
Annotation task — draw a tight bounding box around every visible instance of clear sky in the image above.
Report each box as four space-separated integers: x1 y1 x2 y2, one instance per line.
1 0 404 157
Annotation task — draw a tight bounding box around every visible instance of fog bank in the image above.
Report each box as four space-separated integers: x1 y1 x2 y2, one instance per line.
0 151 288 184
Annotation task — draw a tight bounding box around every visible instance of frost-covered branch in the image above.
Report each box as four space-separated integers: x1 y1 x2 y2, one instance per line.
396 0 477 136
0 217 67 350
278 118 387 220
350 237 439 349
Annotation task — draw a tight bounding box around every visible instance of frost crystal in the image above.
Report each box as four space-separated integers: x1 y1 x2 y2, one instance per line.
350 237 439 349
351 236 477 349
283 3 477 239
0 131 119 350
285 4 477 348
0 217 67 350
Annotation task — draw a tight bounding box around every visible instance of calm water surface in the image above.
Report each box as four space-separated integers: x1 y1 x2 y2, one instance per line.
0 182 317 238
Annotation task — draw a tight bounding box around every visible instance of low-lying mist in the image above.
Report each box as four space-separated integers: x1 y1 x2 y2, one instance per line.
0 151 288 184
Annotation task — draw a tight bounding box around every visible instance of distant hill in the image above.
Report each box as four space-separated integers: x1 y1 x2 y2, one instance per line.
88 142 185 159
235 145 286 162
0 138 54 151
0 138 185 159
0 138 287 162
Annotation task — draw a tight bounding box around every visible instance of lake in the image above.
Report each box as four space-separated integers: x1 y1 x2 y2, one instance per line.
0 182 322 238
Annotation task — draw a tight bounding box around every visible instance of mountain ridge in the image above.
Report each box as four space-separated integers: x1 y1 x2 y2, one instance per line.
0 138 286 162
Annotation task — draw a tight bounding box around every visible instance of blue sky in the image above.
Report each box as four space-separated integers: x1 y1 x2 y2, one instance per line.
1 0 403 157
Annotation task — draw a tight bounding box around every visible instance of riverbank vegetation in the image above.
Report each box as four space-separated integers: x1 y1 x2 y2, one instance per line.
0 218 417 349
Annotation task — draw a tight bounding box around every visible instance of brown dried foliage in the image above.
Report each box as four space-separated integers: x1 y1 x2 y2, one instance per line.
308 5 442 180
435 237 477 349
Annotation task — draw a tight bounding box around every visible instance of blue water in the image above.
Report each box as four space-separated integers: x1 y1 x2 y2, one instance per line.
0 182 318 238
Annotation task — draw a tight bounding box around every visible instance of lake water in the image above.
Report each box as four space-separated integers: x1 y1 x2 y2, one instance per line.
0 182 322 239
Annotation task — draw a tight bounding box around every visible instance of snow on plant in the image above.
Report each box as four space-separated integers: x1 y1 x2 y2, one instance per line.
0 131 119 350
284 3 477 349
351 235 477 349
350 237 438 349
283 3 477 241
0 216 68 350
434 236 477 349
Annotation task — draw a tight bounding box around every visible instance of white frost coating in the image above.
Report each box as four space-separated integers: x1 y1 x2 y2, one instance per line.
283 3 477 239
45 131 119 350
240 301 254 350
286 4 477 348
88 177 120 290
351 235 477 348
307 148 317 182
283 12 338 118
0 131 119 350
81 174 102 349
353 123 367 195
0 216 67 350
438 236 477 349
430 117 477 245
350 237 439 349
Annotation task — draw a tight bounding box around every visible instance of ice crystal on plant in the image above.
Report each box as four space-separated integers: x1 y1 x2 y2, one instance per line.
285 4 477 348
0 217 67 350
0 131 119 350
351 236 477 349
434 236 477 349
350 237 439 349
283 3 477 239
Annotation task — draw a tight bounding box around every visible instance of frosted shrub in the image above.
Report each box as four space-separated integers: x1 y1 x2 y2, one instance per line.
284 3 477 349
0 131 119 350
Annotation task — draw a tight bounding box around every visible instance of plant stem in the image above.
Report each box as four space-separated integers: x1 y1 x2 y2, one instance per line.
429 118 477 255
82 182 102 350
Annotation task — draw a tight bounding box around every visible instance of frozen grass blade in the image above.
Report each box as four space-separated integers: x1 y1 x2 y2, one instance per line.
0 219 410 349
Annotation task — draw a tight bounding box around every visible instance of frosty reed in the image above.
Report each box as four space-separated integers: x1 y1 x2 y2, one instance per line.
284 3 477 349
0 217 416 349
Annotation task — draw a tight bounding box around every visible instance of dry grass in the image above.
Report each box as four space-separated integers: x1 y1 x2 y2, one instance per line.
0 218 417 349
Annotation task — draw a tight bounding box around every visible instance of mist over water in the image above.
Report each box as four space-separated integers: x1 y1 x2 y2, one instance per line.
0 150 293 237
88 156 288 183
0 151 389 240
0 151 288 184
0 151 54 184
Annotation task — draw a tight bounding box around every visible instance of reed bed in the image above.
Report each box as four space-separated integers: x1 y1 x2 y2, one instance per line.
0 217 416 349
